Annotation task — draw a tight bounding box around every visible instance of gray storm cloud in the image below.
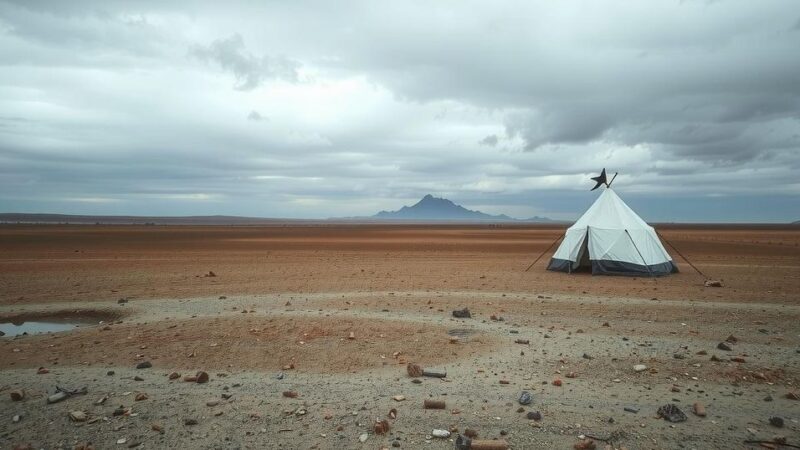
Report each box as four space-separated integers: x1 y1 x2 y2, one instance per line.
0 0 798 221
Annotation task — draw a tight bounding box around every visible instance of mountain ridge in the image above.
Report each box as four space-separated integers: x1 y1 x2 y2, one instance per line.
372 194 553 222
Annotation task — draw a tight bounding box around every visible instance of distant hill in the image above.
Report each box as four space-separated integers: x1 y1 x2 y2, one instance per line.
372 194 553 222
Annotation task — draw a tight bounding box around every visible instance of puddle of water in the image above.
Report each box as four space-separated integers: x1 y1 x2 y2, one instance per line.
0 321 89 337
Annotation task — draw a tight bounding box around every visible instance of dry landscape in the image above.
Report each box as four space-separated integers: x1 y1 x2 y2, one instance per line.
1 224 799 449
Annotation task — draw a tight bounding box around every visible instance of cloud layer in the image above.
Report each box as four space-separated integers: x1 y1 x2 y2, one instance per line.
0 0 798 221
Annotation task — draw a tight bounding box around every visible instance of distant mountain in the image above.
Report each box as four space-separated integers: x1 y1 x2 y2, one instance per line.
372 194 553 222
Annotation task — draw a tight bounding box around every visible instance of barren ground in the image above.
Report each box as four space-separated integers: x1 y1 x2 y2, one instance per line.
1 224 798 449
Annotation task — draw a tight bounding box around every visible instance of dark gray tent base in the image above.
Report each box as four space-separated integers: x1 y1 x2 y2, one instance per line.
547 258 678 277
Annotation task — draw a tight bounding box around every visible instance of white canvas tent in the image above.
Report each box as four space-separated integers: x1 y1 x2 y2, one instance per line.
547 188 678 276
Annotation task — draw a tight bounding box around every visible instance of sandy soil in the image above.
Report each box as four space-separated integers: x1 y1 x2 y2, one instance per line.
1 224 799 449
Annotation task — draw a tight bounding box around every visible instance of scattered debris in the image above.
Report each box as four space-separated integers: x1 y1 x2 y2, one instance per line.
704 280 723 287
136 361 152 369
283 391 298 398
633 364 647 372
195 371 209 384
432 429 451 438
527 411 542 421
48 386 87 404
69 411 87 422
657 404 687 423
424 399 446 409
692 402 706 417
452 308 471 318
392 395 406 402
514 339 530 345
134 393 148 401
374 419 390 434
518 391 533 405
407 363 423 378
422 369 446 378
717 342 732 351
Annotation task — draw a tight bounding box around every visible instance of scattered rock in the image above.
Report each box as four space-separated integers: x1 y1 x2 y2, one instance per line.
195 371 209 383
358 433 368 443
574 439 596 450
704 280 723 287
624 406 639 413
424 399 446 409
731 356 746 363
283 391 298 398
407 363 423 378
527 411 542 421
133 376 144 381
692 402 706 417
602 322 610 327
552 379 562 387
106 370 115 376
392 395 406 402
657 404 687 423
518 391 533 405
136 361 152 369
452 308 471 318
725 334 738 343
769 416 784 428
168 372 180 380
431 429 451 438
151 423 164 433
10 390 24 401
633 364 647 372
36 367 49 375
69 411 87 422
785 391 799 400
134 393 148 401
374 419 390 434
13 414 21 423
514 339 530 345
717 342 732 351
348 331 355 340
184 418 198 426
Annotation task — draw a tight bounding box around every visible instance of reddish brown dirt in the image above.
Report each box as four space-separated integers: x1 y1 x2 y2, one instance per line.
0 314 495 373
0 224 798 305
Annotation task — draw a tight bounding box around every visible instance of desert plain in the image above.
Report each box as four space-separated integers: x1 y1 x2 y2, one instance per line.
1 224 799 449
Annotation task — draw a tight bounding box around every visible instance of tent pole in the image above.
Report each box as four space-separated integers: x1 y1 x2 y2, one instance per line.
625 229 655 278
654 228 709 279
525 233 563 272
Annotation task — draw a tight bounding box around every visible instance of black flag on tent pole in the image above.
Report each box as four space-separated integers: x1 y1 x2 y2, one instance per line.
590 168 607 191
590 168 618 190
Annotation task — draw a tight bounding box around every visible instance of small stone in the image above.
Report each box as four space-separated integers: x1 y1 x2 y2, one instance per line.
582 353 593 360
206 400 219 407
392 442 400 448
518 391 533 405
657 404 687 423
452 308 471 318
10 390 24 401
392 395 406 402
527 411 542 421
704 280 723 287
407 363 423 378
624 406 639 413
717 342 732 351
574 439 597 450
348 331 355 340
731 357 746 363
134 393 148 401
151 423 164 433
431 429 451 438
786 391 799 400
769 416 784 428
221 393 233 400
133 376 144 381
283 391 298 398
552 379 562 387
184 418 198 426
136 361 152 369
107 370 115 376
168 372 180 380
69 411 87 422
633 364 647 372
13 414 21 423
37 367 49 375
358 433 368 443
195 371 209 383
464 428 478 438
692 402 706 417
602 322 610 327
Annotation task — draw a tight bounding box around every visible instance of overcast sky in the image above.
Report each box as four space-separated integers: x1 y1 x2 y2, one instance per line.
1 1 799 222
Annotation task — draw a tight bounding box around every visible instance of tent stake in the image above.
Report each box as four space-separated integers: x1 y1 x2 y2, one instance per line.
525 233 563 272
